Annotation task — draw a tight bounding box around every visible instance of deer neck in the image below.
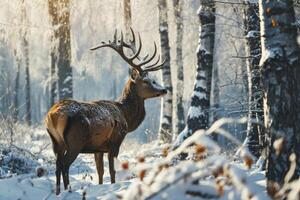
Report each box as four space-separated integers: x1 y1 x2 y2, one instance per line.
118 80 145 132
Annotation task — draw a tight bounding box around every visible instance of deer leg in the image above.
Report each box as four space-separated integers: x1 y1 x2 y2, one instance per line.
94 152 104 184
55 154 62 195
62 164 70 190
108 151 116 183
107 130 125 184
62 150 80 190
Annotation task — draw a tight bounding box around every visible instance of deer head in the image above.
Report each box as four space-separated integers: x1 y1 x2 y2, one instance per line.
90 28 167 99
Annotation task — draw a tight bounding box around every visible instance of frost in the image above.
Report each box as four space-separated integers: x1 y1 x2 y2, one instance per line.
123 118 271 200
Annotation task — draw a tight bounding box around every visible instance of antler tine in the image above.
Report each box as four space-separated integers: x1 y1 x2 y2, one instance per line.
130 27 135 45
138 42 157 67
90 43 112 51
90 31 118 51
142 54 149 61
144 58 166 72
113 29 118 43
120 31 124 46
90 29 164 74
144 56 160 69
130 32 142 60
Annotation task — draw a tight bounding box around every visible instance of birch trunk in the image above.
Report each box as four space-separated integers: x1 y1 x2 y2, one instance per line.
158 0 173 143
174 0 215 146
172 0 185 137
243 1 264 159
210 59 219 141
259 0 300 194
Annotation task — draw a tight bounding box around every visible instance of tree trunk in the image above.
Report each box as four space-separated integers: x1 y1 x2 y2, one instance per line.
259 0 300 195
50 35 57 106
157 0 173 143
13 52 20 122
123 0 132 40
210 58 219 141
24 37 31 126
48 0 72 100
243 1 264 159
172 0 185 138
21 0 31 126
174 0 215 146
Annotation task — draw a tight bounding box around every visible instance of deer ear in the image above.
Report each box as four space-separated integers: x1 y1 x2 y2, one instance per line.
130 69 140 82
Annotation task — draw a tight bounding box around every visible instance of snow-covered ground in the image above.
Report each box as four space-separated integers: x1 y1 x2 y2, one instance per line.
0 122 270 200
0 125 167 200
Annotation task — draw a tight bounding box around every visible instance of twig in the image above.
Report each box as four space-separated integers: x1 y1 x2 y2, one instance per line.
145 171 195 200
10 144 37 159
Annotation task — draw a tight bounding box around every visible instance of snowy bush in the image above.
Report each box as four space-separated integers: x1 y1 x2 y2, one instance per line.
0 145 39 178
0 117 51 178
119 118 271 200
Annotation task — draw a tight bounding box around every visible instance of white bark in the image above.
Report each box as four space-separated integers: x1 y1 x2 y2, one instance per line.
174 0 215 147
172 0 185 138
259 0 300 194
158 0 173 143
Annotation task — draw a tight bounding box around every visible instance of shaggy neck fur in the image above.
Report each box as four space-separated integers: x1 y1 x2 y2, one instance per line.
118 79 145 132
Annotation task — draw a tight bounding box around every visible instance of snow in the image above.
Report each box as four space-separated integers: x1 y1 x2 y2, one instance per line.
187 106 205 119
0 119 298 200
246 31 259 38
0 175 131 200
194 79 206 89
245 0 259 3
259 48 276 67
193 91 206 99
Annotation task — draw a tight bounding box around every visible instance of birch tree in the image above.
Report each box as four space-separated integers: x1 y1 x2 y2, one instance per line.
48 0 72 100
172 0 185 137
243 0 264 159
258 0 300 194
158 0 173 143
174 0 215 146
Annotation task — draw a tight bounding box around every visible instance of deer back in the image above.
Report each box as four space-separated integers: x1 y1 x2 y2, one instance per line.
45 99 128 149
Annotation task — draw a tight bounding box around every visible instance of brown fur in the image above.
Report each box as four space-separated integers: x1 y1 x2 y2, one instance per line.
45 77 166 195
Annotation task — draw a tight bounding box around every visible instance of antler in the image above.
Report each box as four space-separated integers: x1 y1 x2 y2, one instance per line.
90 28 165 74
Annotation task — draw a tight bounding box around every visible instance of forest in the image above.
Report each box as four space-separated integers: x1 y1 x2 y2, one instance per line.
0 0 300 199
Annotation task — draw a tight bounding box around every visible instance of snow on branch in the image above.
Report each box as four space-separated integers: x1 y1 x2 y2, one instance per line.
119 118 271 200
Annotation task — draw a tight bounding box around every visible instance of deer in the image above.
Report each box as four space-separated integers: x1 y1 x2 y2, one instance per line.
45 29 167 195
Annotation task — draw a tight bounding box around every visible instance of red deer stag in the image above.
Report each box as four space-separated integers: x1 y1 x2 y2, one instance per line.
45 29 167 195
